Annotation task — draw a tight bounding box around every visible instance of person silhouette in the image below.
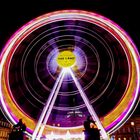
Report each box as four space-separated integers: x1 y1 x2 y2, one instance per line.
9 118 26 140
84 116 100 140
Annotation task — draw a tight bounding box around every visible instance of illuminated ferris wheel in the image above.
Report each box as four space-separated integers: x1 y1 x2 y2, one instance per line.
0 10 139 139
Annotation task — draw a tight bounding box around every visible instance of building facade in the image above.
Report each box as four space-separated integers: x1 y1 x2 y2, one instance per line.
0 119 12 140
111 115 140 140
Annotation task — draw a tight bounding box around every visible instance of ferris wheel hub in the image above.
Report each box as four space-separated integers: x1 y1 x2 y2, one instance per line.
56 50 76 68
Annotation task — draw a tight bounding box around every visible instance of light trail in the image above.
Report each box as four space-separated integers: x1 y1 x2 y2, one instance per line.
37 69 66 139
69 68 109 140
32 67 108 139
32 69 66 140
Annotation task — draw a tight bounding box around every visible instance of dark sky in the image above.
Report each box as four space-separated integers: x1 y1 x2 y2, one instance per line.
0 0 139 115
0 0 140 52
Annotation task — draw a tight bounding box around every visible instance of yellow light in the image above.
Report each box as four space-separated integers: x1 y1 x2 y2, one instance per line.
56 51 76 68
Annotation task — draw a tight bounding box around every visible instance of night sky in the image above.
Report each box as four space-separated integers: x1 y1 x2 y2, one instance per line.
0 0 139 116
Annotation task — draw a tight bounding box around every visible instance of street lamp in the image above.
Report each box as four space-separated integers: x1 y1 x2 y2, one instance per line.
130 121 138 140
131 122 135 126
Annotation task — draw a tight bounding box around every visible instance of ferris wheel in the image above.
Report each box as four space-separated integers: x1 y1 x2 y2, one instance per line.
0 10 139 140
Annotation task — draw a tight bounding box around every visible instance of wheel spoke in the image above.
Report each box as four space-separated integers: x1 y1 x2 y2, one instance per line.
32 69 66 140
69 68 108 140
